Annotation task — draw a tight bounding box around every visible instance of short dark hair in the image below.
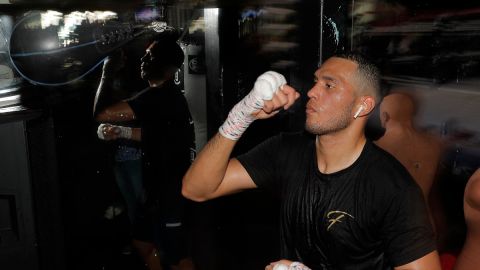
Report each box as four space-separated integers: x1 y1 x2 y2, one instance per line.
335 52 381 102
149 32 184 69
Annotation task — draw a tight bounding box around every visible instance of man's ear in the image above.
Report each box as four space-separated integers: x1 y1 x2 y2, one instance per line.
355 96 375 119
362 96 376 115
380 111 390 128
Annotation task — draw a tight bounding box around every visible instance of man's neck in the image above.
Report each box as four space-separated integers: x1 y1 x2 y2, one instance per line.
148 79 166 88
149 72 174 88
384 121 415 135
315 128 367 174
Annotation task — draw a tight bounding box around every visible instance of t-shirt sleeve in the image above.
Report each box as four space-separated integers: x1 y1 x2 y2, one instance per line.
237 134 284 194
127 90 150 121
380 177 437 267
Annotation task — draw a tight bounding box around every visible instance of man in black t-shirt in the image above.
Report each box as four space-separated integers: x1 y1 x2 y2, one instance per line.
182 53 441 270
95 34 195 270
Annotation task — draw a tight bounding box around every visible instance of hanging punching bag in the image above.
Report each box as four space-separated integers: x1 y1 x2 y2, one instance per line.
9 10 175 86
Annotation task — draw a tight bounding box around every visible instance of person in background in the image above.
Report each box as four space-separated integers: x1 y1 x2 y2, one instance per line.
93 49 145 252
453 168 480 270
375 91 444 227
95 33 196 270
182 53 441 270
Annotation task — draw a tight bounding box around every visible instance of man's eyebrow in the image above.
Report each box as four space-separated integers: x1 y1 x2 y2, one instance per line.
319 75 338 82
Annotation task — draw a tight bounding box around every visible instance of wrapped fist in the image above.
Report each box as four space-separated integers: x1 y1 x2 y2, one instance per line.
219 71 287 140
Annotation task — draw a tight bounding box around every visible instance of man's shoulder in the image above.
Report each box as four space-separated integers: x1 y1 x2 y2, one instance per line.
127 86 154 101
365 141 419 189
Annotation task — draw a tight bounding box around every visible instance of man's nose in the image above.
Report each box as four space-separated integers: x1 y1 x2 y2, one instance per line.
307 87 317 99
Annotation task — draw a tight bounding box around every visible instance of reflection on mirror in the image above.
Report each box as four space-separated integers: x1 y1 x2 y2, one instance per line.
9 10 176 86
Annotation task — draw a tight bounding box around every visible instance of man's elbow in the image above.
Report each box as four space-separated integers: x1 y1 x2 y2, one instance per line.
181 180 209 202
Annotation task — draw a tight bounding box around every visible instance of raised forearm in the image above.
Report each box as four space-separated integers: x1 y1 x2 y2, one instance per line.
182 71 295 202
182 133 237 201
94 101 136 123
93 77 115 118
93 53 130 120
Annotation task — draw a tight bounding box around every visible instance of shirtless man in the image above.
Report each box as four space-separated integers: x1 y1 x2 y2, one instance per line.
375 91 444 201
454 168 480 270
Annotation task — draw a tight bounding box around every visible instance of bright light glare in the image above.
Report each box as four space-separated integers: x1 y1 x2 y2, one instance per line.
40 10 118 48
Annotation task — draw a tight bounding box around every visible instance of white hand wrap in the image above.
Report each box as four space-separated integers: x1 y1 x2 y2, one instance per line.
273 264 289 270
272 262 311 270
97 124 108 140
97 123 132 140
219 71 286 140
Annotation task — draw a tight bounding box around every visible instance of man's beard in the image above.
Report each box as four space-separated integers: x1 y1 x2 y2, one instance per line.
141 66 154 80
305 102 355 136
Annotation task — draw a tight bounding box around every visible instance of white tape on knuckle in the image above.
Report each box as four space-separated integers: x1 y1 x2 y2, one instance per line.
272 264 289 270
267 71 281 85
266 71 287 92
266 74 281 94
97 124 106 140
272 71 287 83
266 73 279 87
254 80 274 100
261 71 278 85
278 74 287 86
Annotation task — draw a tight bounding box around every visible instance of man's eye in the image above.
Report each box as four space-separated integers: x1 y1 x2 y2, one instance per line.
326 83 334 89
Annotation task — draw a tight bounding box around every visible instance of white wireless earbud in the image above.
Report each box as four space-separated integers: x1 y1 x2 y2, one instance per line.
353 105 365 119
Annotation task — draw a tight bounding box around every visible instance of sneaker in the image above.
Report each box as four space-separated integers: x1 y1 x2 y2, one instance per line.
121 244 133 255
104 205 124 220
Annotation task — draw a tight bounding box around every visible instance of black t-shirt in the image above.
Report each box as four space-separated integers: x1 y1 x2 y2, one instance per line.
237 131 436 270
127 80 195 204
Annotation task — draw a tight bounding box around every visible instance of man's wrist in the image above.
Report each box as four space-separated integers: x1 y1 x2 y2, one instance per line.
116 126 132 139
218 99 256 141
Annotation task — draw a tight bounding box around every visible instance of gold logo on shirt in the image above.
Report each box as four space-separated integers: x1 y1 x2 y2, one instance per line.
326 210 354 231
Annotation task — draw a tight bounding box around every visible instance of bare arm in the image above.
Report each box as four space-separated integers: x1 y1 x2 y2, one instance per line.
182 89 299 202
93 51 127 118
95 100 140 142
93 53 140 141
394 251 441 270
182 133 257 202
95 101 136 123
93 77 116 118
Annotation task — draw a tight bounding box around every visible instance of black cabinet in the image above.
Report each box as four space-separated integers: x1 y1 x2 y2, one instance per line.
0 110 65 270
